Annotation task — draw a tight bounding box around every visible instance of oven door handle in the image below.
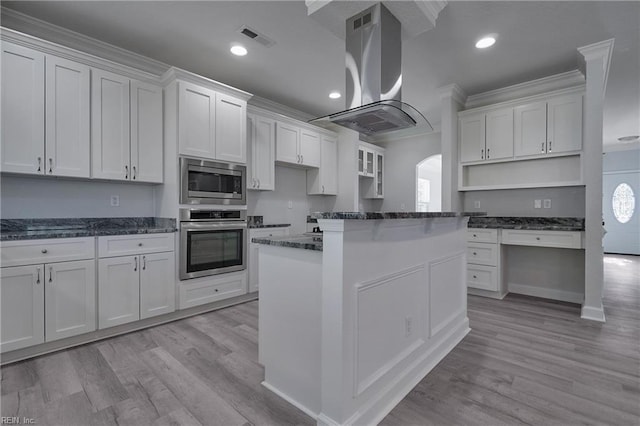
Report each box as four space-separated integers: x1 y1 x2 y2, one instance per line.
180 222 247 231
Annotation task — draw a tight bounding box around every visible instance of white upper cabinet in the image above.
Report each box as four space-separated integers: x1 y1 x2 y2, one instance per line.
276 122 320 168
91 69 131 180
299 129 321 168
459 107 513 163
514 93 582 158
546 93 582 154
459 113 486 163
307 134 337 195
514 101 548 157
215 93 247 164
248 114 276 191
359 142 385 199
276 121 300 164
358 146 375 177
131 81 163 183
45 56 91 178
1 43 45 175
178 81 216 159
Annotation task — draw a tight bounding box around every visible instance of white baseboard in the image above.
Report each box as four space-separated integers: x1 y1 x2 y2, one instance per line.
261 381 319 420
581 304 606 322
468 287 508 300
508 283 584 304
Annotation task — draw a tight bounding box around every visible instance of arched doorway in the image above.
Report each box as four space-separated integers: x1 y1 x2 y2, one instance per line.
416 154 442 212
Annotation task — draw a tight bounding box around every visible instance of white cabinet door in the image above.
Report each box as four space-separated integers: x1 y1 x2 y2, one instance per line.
364 148 375 176
374 151 384 198
131 80 163 183
276 122 300 164
0 43 45 175
459 113 485 163
178 81 216 159
249 114 276 191
215 93 246 164
299 129 320 168
91 69 131 180
547 93 582 154
140 252 176 319
45 260 96 342
98 256 140 329
45 56 90 178
0 265 44 352
321 135 338 194
514 101 547 157
485 108 513 161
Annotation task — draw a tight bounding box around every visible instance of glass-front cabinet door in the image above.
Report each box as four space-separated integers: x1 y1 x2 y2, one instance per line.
375 152 384 197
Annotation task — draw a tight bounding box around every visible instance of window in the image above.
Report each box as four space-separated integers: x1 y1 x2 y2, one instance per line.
416 178 430 212
612 183 635 224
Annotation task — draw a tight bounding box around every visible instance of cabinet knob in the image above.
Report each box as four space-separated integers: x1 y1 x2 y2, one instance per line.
473 234 477 238
138 243 143 247
536 237 541 241
41 249 48 254
473 275 477 279
214 288 219 292
473 252 477 256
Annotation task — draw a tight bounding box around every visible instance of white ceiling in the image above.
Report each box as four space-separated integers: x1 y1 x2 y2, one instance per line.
2 1 639 150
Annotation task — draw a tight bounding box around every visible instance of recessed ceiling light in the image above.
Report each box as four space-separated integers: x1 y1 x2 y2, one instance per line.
230 45 248 56
475 36 496 49
329 91 341 99
618 135 639 143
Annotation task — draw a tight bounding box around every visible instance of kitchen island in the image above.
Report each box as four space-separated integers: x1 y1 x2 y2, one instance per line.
254 212 481 426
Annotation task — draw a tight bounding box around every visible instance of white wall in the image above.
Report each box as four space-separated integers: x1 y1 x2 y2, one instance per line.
247 166 335 234
462 186 586 217
0 175 156 218
603 148 640 172
378 132 441 212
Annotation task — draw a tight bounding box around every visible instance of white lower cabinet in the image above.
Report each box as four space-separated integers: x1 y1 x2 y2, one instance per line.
98 234 176 329
248 227 289 293
0 237 96 353
0 265 45 353
466 229 500 293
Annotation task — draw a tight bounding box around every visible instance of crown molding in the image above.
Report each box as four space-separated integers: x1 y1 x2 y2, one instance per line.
1 7 169 76
438 84 467 105
464 70 586 109
161 67 252 101
578 39 615 94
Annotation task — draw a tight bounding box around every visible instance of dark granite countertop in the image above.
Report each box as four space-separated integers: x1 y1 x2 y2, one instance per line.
248 223 291 229
311 212 485 220
468 217 585 231
1 217 177 241
252 234 323 252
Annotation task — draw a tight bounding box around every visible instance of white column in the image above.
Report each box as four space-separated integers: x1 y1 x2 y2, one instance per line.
438 84 466 211
577 39 614 322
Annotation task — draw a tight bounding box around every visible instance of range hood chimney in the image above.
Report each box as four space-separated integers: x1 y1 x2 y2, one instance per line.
311 3 432 137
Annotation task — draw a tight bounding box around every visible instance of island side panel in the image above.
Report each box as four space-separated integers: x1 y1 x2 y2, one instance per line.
318 217 470 426
258 244 323 416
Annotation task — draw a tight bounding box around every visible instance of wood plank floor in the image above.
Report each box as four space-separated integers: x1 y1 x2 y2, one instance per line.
2 254 638 425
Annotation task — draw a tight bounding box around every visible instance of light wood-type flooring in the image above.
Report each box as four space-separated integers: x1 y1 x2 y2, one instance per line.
2 254 638 425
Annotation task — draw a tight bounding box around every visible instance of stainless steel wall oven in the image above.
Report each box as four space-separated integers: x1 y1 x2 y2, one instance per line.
180 157 246 205
179 209 247 280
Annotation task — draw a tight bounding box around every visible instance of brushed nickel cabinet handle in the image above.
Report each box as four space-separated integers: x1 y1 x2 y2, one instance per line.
322 185 325 193
142 256 146 271
37 157 42 172
487 148 490 159
257 179 260 188
48 158 53 173
541 143 545 153
134 257 138 272
481 149 484 160
548 141 552 152
48 266 53 283
301 155 304 163
132 165 137 180
125 165 129 179
36 267 41 284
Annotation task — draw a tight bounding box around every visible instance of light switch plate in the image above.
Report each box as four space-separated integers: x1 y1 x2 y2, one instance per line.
543 199 552 209
110 195 120 207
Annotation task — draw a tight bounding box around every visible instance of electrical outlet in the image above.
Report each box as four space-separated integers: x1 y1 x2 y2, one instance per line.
543 199 552 209
534 199 542 209
405 316 412 337
287 200 293 209
110 195 120 207
474 200 481 209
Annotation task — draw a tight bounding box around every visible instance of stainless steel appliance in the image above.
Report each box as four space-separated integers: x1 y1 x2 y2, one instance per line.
179 208 247 280
180 157 246 205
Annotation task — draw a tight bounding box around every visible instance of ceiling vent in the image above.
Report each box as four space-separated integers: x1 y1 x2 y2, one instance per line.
238 25 275 47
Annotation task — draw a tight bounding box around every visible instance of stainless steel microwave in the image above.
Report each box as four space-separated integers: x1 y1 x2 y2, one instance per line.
180 158 246 205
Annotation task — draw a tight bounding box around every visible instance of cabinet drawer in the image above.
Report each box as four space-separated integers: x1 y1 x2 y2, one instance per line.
179 271 246 309
501 229 583 249
467 265 498 291
98 233 175 258
1 237 95 267
467 228 498 243
467 242 498 266
249 228 289 240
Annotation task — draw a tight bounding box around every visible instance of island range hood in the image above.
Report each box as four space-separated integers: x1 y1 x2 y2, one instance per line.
311 3 432 136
